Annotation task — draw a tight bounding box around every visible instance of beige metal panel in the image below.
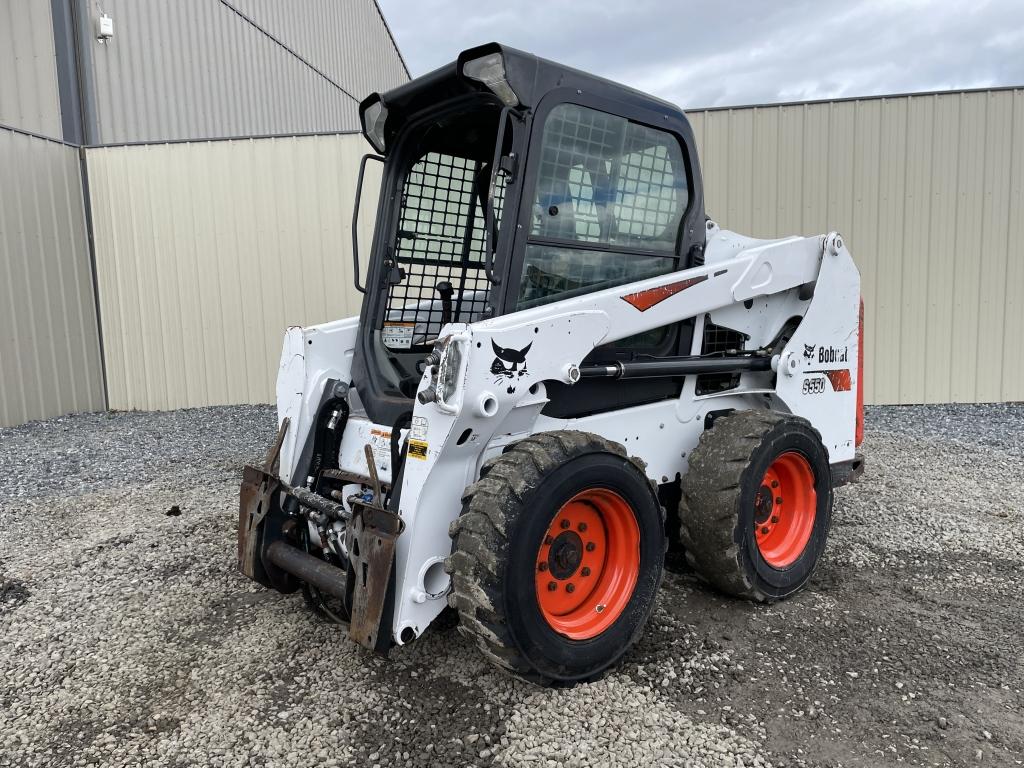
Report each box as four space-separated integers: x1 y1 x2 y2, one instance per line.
898 95 935 405
975 91 1015 403
948 92 987 403
687 87 1024 404
0 128 105 427
86 132 378 410
86 0 406 144
0 0 62 137
923 94 960 405
1003 91 1024 399
750 107 779 236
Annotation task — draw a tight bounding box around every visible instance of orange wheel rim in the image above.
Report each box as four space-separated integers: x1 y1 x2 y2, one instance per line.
754 451 817 568
534 488 640 640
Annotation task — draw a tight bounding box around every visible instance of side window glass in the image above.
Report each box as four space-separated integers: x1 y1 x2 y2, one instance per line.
530 104 687 252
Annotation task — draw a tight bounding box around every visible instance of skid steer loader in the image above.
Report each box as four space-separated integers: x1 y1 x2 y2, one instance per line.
238 43 865 685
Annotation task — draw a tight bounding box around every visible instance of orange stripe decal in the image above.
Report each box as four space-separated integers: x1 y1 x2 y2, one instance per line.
621 275 708 311
823 369 852 392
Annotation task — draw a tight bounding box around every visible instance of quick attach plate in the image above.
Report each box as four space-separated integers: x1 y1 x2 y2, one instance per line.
346 500 404 653
237 418 289 582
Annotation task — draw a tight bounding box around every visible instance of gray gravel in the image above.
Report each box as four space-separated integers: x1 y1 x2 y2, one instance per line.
1 403 1022 767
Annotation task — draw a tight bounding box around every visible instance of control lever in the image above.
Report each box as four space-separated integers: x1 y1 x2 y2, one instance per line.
435 281 454 325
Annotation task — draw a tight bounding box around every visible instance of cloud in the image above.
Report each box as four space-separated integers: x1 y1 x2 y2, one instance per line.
378 0 1024 108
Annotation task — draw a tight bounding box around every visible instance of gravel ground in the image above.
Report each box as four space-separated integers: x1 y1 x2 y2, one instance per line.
0 403 1021 767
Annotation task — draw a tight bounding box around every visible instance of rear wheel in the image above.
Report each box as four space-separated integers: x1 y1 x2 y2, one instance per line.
679 410 832 601
447 431 665 685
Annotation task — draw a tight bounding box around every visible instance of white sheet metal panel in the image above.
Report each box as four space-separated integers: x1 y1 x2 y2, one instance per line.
86 0 408 144
0 0 62 138
0 128 105 427
86 132 380 410
688 87 1024 405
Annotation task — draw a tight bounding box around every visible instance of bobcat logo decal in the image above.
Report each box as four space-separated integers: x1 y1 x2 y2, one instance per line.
490 340 532 394
803 343 816 360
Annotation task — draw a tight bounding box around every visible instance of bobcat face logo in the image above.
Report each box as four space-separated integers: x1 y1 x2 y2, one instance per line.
803 343 816 360
490 340 532 394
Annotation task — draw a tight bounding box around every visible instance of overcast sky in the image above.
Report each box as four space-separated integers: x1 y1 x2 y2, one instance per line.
376 0 1024 109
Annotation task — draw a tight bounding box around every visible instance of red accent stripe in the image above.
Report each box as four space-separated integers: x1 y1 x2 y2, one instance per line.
621 275 708 311
824 369 852 392
856 299 865 446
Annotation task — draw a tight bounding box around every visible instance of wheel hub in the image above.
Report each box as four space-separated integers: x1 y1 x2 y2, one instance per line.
753 485 774 524
548 531 583 578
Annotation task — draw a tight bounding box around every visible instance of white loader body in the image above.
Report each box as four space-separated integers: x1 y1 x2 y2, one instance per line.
274 224 861 644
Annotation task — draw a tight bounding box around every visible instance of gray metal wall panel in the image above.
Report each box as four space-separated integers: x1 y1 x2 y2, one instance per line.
0 128 105 427
85 133 379 410
230 0 409 100
688 88 1024 405
0 0 62 137
85 0 407 144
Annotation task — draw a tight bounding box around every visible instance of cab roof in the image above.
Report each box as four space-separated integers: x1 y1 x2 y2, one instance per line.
360 42 688 155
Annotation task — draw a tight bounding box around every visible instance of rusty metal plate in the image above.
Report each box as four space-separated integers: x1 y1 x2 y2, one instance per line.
238 466 278 580
237 419 289 580
347 502 404 653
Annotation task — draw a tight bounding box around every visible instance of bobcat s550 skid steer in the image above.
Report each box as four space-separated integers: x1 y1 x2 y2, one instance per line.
238 43 865 686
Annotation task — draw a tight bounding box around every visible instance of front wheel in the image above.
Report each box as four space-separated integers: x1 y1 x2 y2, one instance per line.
447 431 666 686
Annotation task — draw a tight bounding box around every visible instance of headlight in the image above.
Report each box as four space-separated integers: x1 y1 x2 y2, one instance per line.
436 338 465 406
462 52 519 107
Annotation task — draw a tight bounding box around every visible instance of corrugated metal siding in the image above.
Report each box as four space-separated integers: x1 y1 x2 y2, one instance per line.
688 88 1024 405
0 0 62 138
0 128 105 427
229 0 409 98
85 133 380 410
87 0 408 144
81 88 1023 412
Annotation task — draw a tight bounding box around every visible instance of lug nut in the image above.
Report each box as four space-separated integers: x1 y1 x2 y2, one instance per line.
775 497 783 505
538 562 548 572
585 542 596 552
578 522 588 532
560 519 571 529
770 516 779 524
547 581 557 591
761 526 770 535
581 567 591 576
771 480 779 489
565 583 575 593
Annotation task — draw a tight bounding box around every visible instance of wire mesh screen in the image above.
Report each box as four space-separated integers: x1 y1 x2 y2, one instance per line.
531 103 686 252
696 317 749 396
383 152 506 348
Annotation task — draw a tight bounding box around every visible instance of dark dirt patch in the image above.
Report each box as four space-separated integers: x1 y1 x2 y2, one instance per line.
653 548 1024 767
324 623 506 768
0 569 30 614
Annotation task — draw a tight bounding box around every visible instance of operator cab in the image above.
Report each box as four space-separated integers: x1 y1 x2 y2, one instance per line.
350 43 706 426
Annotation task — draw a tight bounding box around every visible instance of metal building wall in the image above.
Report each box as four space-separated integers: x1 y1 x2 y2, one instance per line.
84 0 409 144
81 88 1024 413
0 127 105 427
85 132 380 410
688 88 1024 405
0 0 63 138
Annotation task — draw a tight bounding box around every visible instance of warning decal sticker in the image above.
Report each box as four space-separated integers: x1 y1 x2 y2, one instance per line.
407 439 429 460
382 322 415 349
